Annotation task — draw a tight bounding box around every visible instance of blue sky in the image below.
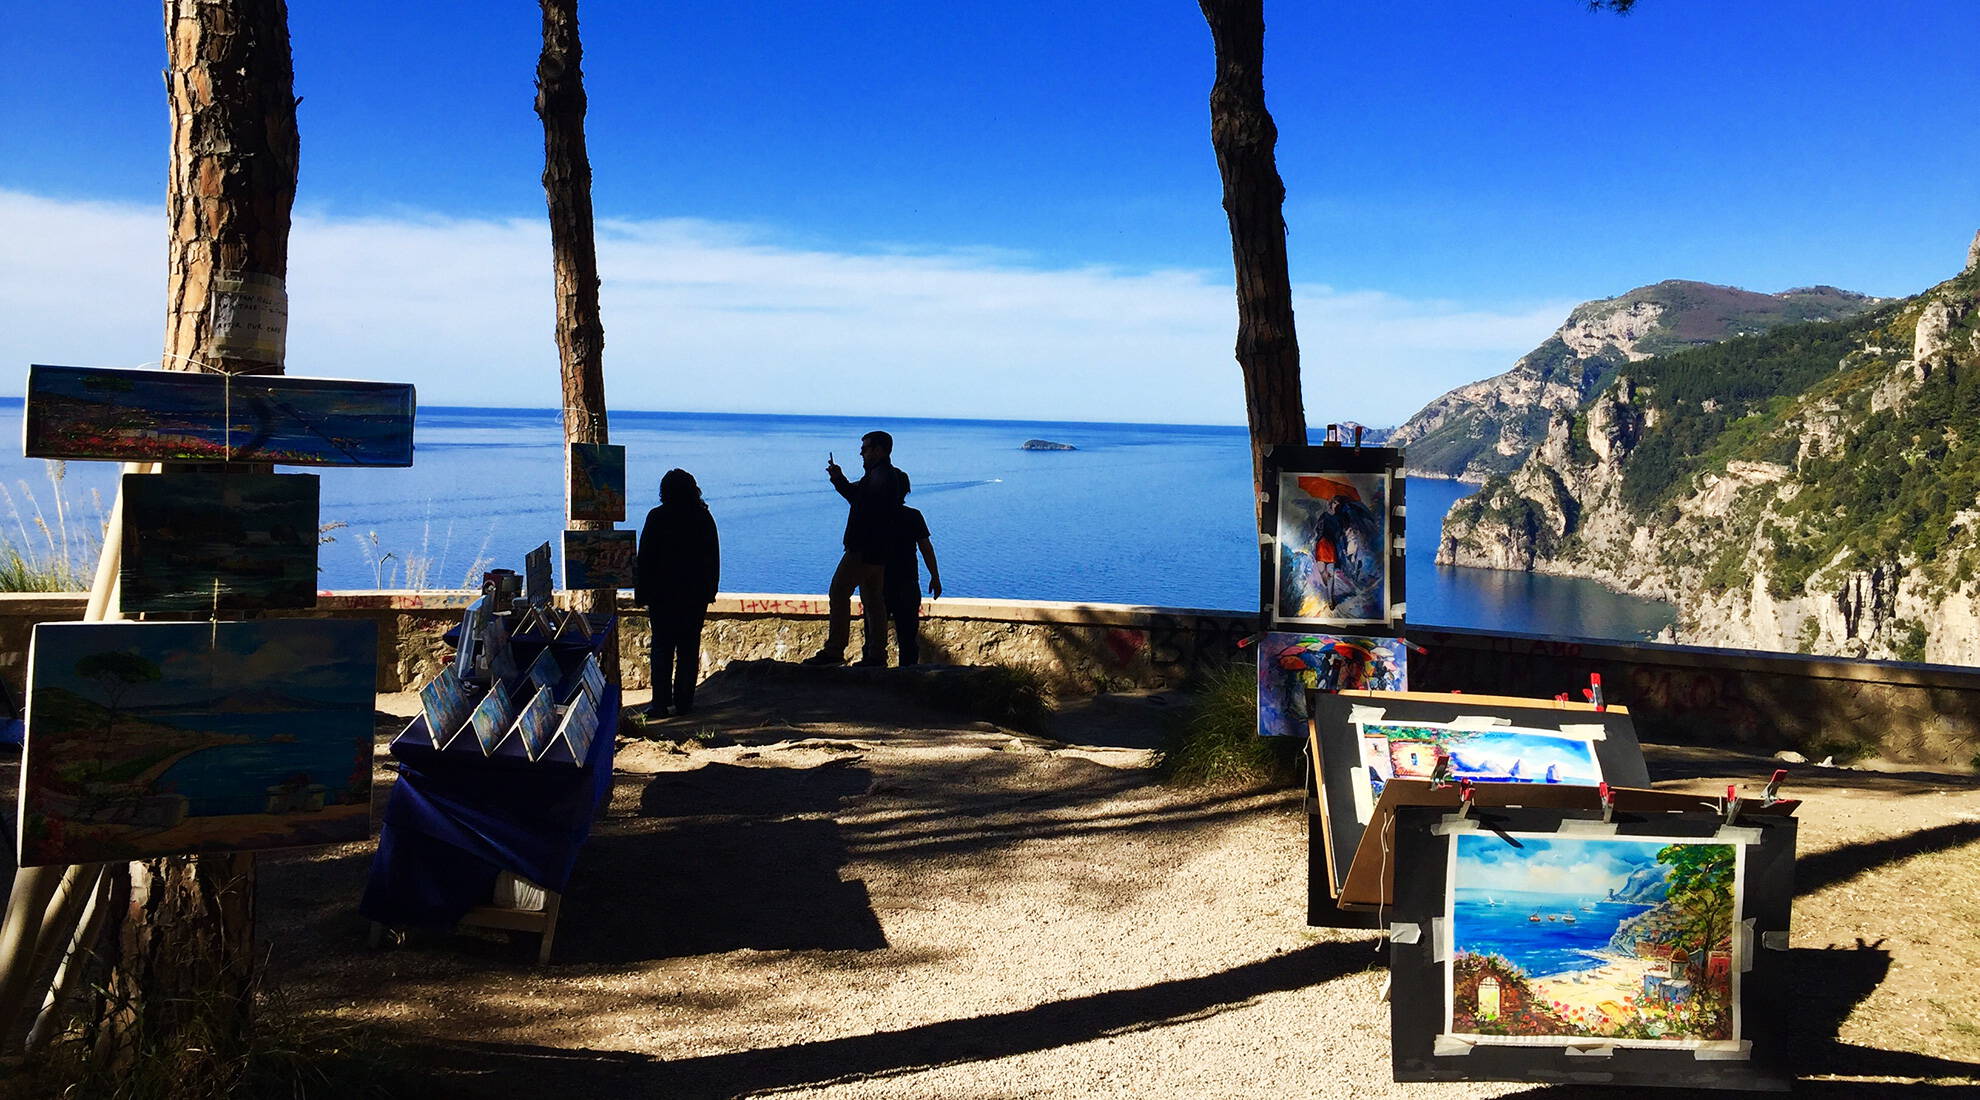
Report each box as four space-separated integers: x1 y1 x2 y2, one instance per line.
3 2 1975 424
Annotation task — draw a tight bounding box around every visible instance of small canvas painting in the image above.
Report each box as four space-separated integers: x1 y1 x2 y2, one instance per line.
1448 832 1742 1048
418 666 471 747
466 684 513 755
563 530 636 590
24 364 415 467
119 472 320 612
525 648 561 694
575 651 607 704
569 443 627 522
510 685 556 759
1256 632 1407 738
19 620 375 865
1274 471 1390 625
1357 722 1602 817
558 687 599 763
524 541 553 606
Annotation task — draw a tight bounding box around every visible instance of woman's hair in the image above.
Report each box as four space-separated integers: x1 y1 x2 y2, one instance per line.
659 468 701 505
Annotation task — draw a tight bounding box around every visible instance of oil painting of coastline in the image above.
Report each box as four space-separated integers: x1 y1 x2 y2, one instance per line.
1273 470 1389 626
569 442 627 522
563 529 637 590
19 620 376 866
24 364 415 467
1256 632 1407 738
1448 833 1740 1047
1357 722 1602 815
119 472 320 611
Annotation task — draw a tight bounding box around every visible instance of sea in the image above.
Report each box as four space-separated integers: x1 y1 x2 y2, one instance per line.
1452 889 1654 977
0 400 1675 641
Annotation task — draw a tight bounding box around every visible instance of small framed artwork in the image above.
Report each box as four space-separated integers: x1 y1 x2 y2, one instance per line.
1386 803 1796 1091
1260 444 1405 633
569 443 627 523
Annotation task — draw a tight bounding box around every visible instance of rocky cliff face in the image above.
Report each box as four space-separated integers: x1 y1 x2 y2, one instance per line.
1436 232 1980 662
1394 282 1881 482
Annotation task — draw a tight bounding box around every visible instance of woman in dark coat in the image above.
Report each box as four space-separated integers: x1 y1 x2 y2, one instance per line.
634 469 720 716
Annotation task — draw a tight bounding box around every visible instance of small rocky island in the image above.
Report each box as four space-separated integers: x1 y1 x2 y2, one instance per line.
1021 439 1077 451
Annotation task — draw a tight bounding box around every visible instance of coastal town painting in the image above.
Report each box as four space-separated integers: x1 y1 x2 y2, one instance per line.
23 364 415 467
119 472 320 612
1354 721 1604 819
562 529 637 590
18 620 376 866
1256 632 1408 739
1446 831 1743 1048
569 442 627 522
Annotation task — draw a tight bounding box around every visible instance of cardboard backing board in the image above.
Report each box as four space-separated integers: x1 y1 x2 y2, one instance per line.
1260 443 1405 634
1386 804 1796 1091
1308 690 1648 914
24 363 415 467
119 472 320 612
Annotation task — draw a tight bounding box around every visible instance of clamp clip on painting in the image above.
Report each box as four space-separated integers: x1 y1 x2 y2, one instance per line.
1597 781 1616 824
1761 768 1788 806
1721 784 1744 825
1581 673 1605 711
1427 755 1453 789
1454 779 1476 820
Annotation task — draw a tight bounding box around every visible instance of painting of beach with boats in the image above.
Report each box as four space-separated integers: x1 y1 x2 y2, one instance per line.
18 620 377 866
1447 832 1741 1047
1356 722 1602 814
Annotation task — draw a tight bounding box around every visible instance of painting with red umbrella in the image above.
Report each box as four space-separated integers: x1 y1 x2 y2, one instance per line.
1262 445 1404 632
1256 632 1408 739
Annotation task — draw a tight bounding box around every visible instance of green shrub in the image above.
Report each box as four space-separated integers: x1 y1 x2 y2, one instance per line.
1154 659 1302 787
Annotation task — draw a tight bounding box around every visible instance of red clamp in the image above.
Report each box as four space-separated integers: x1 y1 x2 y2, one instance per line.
1762 768 1788 806
1597 781 1616 824
1456 779 1477 819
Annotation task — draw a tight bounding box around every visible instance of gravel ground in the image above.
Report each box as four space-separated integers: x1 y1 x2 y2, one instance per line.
257 664 1980 1099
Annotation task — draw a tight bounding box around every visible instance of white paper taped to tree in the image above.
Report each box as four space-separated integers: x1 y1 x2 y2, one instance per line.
210 271 289 363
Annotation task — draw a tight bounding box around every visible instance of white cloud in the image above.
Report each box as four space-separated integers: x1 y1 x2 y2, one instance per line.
0 190 1569 425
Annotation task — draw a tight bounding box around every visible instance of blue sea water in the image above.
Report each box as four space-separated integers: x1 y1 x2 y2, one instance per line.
153 727 368 815
0 399 1675 640
1453 889 1653 977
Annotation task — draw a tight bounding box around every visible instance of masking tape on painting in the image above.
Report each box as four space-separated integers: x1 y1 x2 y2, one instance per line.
1431 1035 1474 1057
1432 816 1482 836
1258 532 1274 546
1692 1040 1754 1061
1449 715 1512 730
1713 825 1765 845
1350 767 1375 823
1395 536 1406 551
1395 504 1407 518
1558 723 1608 742
1556 819 1619 837
1736 918 1756 970
1429 917 1449 963
1394 601 1406 616
1388 922 1422 945
1347 705 1388 725
1563 1044 1615 1058
1760 930 1790 951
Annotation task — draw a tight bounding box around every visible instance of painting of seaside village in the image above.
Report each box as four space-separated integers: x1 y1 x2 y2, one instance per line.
1274 470 1389 625
18 620 376 866
1356 721 1602 817
23 364 415 467
569 442 627 522
1447 833 1741 1047
1256 632 1407 738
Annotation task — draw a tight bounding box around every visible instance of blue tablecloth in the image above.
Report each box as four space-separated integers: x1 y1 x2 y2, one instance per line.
359 684 618 929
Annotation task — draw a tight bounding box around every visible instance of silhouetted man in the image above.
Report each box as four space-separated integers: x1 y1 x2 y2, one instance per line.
805 430 905 666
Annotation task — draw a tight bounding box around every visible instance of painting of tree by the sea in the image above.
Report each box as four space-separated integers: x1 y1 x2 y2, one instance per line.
1273 470 1390 626
119 472 320 612
569 442 626 522
1356 722 1603 814
23 364 414 467
1256 633 1407 738
18 620 377 866
1447 833 1742 1048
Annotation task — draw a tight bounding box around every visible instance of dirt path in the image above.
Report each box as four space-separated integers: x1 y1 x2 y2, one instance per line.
257 664 1980 1098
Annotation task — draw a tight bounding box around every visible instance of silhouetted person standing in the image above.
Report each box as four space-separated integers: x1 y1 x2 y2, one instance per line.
634 468 720 716
884 474 942 666
806 430 904 667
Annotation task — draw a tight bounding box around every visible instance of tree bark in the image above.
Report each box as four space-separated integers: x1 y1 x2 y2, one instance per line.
537 0 619 678
88 0 299 1073
1199 0 1307 533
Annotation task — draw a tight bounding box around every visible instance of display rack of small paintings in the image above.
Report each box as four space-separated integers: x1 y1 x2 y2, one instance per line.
18 620 378 866
401 602 608 767
24 364 415 467
1305 690 1649 917
1260 443 1405 634
1385 804 1796 1090
569 443 626 523
1256 633 1407 740
562 529 636 590
119 472 320 612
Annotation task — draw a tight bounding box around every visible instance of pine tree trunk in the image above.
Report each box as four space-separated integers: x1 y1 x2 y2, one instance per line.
90 0 298 1073
1199 0 1307 533
537 0 619 679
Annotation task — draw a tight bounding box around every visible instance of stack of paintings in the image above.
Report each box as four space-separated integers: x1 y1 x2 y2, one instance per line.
574 652 606 706
1386 804 1797 1090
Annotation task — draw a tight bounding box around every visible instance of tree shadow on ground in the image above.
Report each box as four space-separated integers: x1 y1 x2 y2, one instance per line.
380 938 1382 1099
1797 820 1980 893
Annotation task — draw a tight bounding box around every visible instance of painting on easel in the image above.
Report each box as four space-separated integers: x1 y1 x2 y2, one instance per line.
119 472 320 612
18 620 377 866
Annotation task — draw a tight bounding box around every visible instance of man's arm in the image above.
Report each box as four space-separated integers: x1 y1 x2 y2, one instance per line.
918 536 941 599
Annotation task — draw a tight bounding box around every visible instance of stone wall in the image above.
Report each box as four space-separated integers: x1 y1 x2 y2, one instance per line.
0 591 1974 767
